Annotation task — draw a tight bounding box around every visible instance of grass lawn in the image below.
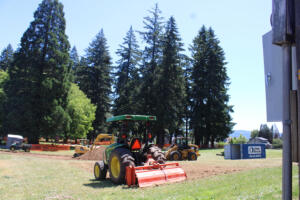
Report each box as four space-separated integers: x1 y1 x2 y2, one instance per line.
0 149 298 200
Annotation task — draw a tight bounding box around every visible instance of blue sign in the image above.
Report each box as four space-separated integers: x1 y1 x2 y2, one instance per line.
241 144 266 159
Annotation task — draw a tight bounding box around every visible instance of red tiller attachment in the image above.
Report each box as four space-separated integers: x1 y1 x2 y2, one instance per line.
126 162 187 188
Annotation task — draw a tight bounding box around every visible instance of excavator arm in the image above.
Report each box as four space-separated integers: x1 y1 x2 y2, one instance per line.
90 134 115 150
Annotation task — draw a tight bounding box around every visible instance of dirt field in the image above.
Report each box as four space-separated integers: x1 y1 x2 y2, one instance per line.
77 146 106 160
0 150 73 160
0 148 282 181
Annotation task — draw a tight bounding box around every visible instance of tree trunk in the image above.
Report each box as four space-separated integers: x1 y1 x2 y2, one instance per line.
63 135 68 144
157 128 165 146
204 137 209 148
210 136 215 148
194 128 200 146
169 133 173 144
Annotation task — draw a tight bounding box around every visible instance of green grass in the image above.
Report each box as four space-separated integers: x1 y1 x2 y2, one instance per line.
0 149 297 200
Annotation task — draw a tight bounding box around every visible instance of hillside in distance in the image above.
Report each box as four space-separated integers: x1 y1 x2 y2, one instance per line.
229 130 251 139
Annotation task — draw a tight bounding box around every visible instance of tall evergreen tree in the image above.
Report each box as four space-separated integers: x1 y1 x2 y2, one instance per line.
0 70 9 135
79 29 112 137
154 17 186 145
139 3 164 115
4 0 71 143
0 44 14 71
182 55 193 142
114 26 141 115
69 46 80 82
70 46 80 70
138 4 165 143
190 26 233 146
259 124 273 143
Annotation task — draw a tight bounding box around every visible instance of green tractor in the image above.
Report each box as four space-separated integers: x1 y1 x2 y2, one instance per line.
93 115 186 187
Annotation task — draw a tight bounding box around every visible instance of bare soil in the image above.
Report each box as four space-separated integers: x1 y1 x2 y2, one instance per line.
0 150 73 160
0 146 106 161
182 163 244 180
77 146 106 160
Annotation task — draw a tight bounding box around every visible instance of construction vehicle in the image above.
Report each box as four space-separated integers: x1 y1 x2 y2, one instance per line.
91 133 115 147
73 134 114 157
165 137 200 161
93 114 187 187
73 139 90 157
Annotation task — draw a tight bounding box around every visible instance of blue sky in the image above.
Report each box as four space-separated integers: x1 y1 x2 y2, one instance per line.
0 0 273 131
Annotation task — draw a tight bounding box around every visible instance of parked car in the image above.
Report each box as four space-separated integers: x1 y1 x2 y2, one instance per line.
5 134 31 152
248 137 272 149
10 141 31 152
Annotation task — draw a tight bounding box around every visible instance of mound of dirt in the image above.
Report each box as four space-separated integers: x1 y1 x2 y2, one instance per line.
77 146 106 160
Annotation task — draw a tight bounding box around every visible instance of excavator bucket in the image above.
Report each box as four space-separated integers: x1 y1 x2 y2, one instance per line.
126 162 187 188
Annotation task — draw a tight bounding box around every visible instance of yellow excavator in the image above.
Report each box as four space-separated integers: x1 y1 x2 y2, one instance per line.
73 134 115 157
165 137 200 161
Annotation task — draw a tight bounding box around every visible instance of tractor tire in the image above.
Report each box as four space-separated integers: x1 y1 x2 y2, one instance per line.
94 160 107 180
170 151 181 161
108 148 135 184
148 146 166 164
10 146 16 152
188 152 197 161
73 153 79 158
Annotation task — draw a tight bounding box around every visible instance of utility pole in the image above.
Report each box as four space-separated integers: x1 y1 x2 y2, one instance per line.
294 1 300 198
282 44 292 200
271 0 294 199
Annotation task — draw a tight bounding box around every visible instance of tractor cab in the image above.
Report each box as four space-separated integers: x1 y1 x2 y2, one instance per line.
175 137 190 150
107 114 155 146
166 136 200 161
79 139 89 146
104 115 158 165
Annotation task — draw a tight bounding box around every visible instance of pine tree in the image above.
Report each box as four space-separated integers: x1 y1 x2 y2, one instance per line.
190 26 233 146
114 26 141 115
0 44 14 71
4 0 71 143
70 46 80 70
182 55 192 143
139 3 164 115
259 124 273 143
154 17 186 145
0 70 9 135
69 46 80 82
137 4 165 144
79 29 112 137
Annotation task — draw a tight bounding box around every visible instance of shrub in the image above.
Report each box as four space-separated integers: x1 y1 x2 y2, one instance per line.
230 134 248 144
272 138 283 149
217 141 227 148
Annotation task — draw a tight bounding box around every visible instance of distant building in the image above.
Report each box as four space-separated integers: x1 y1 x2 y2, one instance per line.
248 137 272 149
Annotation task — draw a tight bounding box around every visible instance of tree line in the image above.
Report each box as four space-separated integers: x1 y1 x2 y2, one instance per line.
0 0 234 145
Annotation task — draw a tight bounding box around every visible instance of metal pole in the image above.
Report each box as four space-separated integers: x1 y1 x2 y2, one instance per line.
282 44 292 200
294 2 300 198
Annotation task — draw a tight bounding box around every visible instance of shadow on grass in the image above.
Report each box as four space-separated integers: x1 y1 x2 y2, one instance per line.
84 179 140 190
83 179 120 188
